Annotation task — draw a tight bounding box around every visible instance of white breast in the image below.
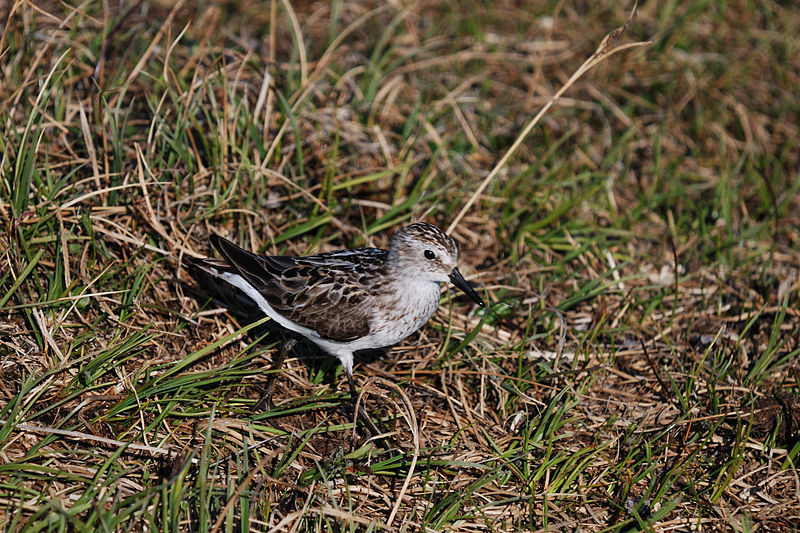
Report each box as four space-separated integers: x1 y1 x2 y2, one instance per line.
360 280 441 348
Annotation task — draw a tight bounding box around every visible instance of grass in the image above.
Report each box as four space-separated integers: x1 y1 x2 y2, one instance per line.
1 0 799 531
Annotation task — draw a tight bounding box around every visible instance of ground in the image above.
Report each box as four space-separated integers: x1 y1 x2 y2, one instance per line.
1 0 799 531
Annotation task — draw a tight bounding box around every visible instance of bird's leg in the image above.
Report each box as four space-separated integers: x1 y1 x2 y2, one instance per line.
347 371 383 440
347 372 358 400
255 337 296 411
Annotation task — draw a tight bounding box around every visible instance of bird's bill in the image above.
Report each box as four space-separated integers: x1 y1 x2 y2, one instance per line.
449 268 485 307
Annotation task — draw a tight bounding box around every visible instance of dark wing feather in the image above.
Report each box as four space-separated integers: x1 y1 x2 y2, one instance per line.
210 234 387 342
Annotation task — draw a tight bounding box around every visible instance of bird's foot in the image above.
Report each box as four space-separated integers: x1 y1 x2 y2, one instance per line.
254 337 296 412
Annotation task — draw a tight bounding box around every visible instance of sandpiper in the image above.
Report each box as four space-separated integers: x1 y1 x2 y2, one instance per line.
191 222 485 395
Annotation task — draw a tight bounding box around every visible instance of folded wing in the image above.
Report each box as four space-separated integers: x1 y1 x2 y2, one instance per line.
209 235 386 342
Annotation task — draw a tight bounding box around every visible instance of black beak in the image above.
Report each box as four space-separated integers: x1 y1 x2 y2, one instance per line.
449 268 485 307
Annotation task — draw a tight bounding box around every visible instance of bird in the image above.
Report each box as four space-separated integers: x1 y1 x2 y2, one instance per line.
190 222 485 398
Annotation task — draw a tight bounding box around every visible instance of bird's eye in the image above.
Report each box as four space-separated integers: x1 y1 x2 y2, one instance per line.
424 250 436 260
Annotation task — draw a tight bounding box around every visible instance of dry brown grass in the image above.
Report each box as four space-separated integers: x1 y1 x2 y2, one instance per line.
1 0 799 531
